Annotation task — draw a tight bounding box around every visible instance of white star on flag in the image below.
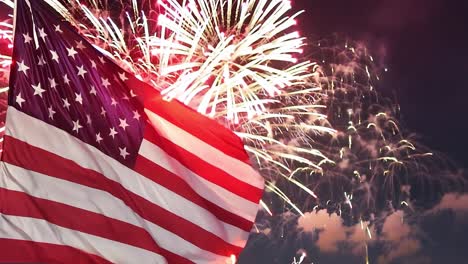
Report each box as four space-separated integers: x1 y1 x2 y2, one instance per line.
63 74 70 85
75 93 83 105
90 85 97 95
54 24 63 33
67 46 78 59
15 93 26 107
102 77 110 88
95 132 103 143
31 83 46 97
111 98 118 107
48 78 57 89
62 98 71 110
98 56 106 64
100 107 106 117
50 50 59 62
72 119 82 133
77 65 87 78
37 55 46 66
38 27 47 40
133 110 141 120
76 40 86 50
23 33 32 44
109 127 118 138
48 106 56 120
119 147 129 159
17 60 30 75
86 114 92 125
119 72 128 81
119 118 129 130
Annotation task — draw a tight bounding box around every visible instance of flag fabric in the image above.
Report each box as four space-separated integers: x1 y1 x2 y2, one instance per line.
0 0 264 263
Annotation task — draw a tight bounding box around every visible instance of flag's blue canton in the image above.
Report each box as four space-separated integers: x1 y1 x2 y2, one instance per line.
9 1 145 167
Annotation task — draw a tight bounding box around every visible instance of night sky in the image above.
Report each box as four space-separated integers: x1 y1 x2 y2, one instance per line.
294 0 468 167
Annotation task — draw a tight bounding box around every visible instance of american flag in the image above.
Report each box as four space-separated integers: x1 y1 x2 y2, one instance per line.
0 0 264 263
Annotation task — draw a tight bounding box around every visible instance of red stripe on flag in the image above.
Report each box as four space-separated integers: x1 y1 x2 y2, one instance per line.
2 135 243 257
135 154 253 232
128 78 250 163
0 188 192 264
143 125 263 203
0 238 112 264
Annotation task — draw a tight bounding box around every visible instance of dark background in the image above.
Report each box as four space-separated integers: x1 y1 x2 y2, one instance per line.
294 0 468 167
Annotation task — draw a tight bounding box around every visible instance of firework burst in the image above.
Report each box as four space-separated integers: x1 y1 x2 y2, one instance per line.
238 82 336 215
51 0 158 78
152 0 313 122
265 35 465 220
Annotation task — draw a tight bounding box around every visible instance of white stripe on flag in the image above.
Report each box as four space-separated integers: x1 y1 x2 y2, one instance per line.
140 138 258 222
144 109 264 189
0 162 226 264
0 213 167 264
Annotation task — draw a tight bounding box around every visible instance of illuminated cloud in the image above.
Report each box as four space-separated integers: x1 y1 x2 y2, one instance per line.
431 193 468 212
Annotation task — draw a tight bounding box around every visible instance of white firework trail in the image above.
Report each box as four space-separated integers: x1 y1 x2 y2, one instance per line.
152 0 313 122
